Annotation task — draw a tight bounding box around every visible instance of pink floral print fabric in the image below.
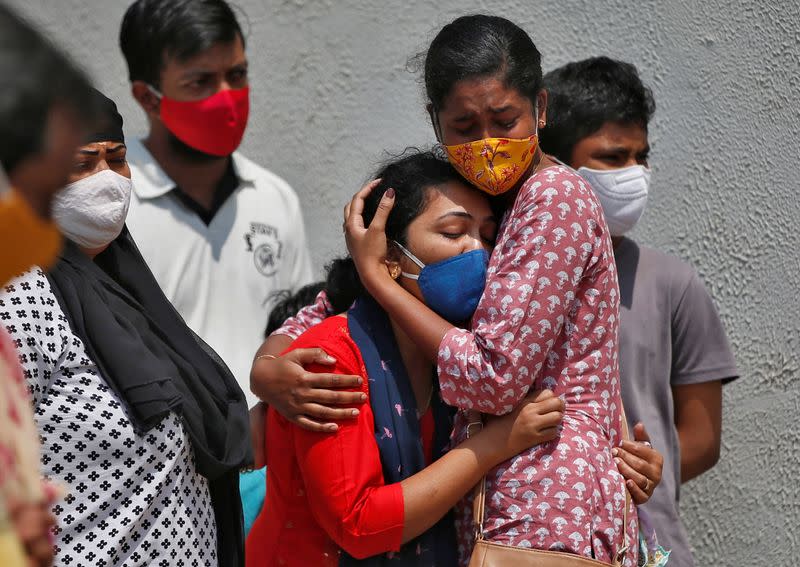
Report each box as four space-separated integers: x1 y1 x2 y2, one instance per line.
273 290 332 341
438 166 637 566
272 166 638 565
0 326 45 528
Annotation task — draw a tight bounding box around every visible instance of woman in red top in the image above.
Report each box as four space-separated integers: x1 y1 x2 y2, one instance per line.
245 152 565 566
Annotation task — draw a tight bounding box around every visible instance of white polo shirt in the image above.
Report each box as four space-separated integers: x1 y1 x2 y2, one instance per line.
126 139 314 406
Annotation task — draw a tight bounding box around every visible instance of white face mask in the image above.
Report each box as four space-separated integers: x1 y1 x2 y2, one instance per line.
52 169 132 249
577 164 651 236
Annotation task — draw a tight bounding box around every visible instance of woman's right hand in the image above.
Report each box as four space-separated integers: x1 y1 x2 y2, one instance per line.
343 179 394 293
483 389 565 462
251 348 367 433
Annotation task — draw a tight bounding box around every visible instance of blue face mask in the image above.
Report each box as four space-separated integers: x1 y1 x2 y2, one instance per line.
393 241 489 322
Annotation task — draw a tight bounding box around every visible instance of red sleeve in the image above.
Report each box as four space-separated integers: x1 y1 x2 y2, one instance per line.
290 319 405 559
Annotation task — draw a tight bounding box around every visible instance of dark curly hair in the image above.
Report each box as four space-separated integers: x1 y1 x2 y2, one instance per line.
325 150 463 313
540 56 656 164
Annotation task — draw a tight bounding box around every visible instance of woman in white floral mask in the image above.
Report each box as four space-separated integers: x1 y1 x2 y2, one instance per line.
1 89 252 567
51 115 132 256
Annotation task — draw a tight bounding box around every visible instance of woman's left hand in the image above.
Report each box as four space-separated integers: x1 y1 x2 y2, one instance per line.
343 179 394 291
613 422 664 504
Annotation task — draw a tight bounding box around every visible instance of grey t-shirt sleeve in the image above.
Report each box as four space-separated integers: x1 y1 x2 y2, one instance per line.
671 270 739 385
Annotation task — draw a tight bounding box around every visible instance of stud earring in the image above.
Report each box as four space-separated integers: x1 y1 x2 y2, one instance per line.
389 265 401 280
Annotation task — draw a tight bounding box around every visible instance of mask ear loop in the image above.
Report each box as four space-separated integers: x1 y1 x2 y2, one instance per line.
435 105 539 145
392 240 425 280
530 103 552 174
433 110 444 144
145 85 165 118
147 85 163 99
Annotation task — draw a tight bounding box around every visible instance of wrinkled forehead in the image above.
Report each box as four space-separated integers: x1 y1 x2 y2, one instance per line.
76 141 127 154
584 121 649 151
438 76 533 117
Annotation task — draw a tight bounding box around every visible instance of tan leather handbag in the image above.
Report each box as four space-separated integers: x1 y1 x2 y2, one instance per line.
468 412 633 567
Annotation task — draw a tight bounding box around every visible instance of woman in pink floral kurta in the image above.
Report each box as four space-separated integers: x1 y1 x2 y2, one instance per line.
439 164 635 563
343 15 637 566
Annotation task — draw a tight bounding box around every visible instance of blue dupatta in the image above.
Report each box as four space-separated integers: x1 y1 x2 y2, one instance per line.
344 297 457 567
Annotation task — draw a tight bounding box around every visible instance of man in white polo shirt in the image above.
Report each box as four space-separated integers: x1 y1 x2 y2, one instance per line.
119 0 313 407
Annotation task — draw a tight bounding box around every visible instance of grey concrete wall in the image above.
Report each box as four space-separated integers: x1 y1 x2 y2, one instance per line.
8 0 799 564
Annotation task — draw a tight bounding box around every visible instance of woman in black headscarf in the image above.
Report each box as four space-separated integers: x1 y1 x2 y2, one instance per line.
0 89 251 567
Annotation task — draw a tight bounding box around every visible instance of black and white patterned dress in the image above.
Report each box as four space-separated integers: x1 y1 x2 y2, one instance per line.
0 268 218 567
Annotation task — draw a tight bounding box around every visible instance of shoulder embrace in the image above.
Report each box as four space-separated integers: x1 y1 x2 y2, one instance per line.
520 166 598 211
288 316 364 377
513 166 608 243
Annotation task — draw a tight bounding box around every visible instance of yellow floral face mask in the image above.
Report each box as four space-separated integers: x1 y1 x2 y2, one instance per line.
0 170 62 284
444 135 539 196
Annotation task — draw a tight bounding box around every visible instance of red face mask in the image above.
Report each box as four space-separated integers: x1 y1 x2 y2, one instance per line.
154 86 250 157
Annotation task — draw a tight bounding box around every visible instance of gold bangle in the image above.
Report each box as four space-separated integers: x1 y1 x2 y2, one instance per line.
255 354 278 362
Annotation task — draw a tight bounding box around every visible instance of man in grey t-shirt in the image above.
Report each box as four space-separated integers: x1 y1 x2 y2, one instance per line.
541 57 739 567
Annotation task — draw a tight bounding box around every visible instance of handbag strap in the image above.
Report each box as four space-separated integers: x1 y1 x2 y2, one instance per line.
471 406 633 566
467 416 487 540
614 406 632 565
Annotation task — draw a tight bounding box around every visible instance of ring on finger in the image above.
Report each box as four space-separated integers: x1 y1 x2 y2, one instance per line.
643 478 651 492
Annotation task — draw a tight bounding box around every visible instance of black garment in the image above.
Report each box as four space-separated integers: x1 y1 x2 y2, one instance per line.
46 229 252 567
345 296 457 567
171 159 239 225
86 88 125 144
